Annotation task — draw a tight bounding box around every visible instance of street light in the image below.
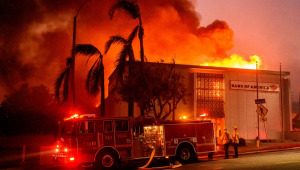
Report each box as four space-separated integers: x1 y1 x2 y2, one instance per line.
71 0 92 109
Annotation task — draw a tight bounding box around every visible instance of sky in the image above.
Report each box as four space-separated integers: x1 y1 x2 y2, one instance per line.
0 0 299 113
196 0 300 100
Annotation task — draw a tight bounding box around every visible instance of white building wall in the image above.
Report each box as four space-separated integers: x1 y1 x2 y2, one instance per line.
225 71 282 140
105 63 290 141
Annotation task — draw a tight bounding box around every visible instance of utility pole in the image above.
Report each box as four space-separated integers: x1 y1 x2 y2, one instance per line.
173 55 176 121
71 0 92 111
256 61 260 147
280 63 284 141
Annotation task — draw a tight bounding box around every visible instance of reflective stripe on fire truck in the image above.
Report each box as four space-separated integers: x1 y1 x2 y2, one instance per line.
166 140 214 149
166 137 197 149
196 143 215 146
115 144 132 148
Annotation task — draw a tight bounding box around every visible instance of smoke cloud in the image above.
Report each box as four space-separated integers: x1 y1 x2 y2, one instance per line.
0 0 235 113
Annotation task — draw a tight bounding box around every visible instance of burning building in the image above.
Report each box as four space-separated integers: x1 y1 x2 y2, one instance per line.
104 62 293 142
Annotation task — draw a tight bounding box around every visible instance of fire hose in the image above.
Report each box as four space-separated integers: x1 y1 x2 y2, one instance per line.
138 148 182 170
138 148 156 170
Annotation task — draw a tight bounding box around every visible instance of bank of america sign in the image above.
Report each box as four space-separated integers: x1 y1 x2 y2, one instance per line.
230 81 280 92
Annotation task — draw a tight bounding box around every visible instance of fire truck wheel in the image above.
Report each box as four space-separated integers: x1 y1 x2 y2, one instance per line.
95 149 119 170
176 144 195 164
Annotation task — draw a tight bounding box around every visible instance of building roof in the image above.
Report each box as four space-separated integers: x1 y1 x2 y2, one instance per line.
108 62 290 80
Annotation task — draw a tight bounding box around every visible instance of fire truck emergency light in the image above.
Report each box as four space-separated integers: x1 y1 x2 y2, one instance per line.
200 113 207 117
179 116 187 120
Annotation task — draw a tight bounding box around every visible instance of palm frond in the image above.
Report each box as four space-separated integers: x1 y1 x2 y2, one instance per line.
62 68 71 104
105 35 127 54
109 0 140 20
91 63 102 95
86 58 99 92
75 44 100 56
76 44 101 64
127 25 139 43
115 46 128 79
54 66 71 104
86 60 103 96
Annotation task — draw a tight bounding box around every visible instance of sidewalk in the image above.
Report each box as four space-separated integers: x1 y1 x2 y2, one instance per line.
211 140 300 158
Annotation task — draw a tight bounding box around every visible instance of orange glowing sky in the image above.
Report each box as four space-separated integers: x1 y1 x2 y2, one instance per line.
0 0 300 113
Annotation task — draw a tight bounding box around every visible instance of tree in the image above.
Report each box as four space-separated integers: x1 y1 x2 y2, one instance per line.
54 45 105 116
75 44 105 117
117 63 189 120
105 27 138 117
0 84 64 136
109 0 145 64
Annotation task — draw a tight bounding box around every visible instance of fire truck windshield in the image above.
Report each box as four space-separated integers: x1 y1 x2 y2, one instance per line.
79 121 95 134
57 121 77 138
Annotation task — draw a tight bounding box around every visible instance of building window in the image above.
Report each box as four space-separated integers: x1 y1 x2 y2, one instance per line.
196 73 224 118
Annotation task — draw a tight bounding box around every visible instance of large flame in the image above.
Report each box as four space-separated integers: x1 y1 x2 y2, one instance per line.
200 54 261 69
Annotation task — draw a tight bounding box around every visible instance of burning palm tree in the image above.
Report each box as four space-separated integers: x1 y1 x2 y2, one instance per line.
75 44 105 117
54 44 105 117
105 26 138 117
109 0 145 64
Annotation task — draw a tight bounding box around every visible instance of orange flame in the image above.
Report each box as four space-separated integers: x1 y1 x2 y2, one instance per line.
200 55 261 70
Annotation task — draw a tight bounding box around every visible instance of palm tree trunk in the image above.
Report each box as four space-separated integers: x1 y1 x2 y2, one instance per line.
100 61 105 117
128 62 134 117
139 18 144 64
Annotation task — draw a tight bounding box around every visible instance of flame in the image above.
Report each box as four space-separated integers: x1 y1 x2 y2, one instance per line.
200 54 261 69
200 113 207 117
63 114 79 120
180 116 188 120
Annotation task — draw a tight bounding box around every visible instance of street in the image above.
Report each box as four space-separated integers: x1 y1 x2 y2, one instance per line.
178 149 300 170
25 149 300 170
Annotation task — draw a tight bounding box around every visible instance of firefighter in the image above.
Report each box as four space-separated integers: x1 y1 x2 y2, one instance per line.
232 126 239 158
221 127 231 159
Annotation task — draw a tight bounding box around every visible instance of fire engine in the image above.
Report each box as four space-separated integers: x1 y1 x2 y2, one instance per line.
53 114 216 169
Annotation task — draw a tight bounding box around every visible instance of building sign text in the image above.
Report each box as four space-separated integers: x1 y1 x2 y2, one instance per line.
230 81 279 92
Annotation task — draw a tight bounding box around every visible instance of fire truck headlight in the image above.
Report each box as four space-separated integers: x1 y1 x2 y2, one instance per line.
55 149 59 152
70 157 75 161
64 148 68 152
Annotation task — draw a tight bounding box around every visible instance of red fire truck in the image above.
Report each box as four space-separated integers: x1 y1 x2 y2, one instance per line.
53 115 216 169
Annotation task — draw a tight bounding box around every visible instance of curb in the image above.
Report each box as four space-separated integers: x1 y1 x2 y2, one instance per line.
210 145 300 159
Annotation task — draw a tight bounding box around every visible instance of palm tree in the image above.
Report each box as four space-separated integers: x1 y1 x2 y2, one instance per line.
75 44 105 117
109 0 145 64
105 26 138 117
54 44 105 117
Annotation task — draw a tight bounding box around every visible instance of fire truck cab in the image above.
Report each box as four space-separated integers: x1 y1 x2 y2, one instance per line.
53 115 216 169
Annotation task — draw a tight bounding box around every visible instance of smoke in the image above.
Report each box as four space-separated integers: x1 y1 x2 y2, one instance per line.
0 0 235 113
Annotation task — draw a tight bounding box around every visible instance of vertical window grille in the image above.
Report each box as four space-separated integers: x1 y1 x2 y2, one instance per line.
196 73 224 118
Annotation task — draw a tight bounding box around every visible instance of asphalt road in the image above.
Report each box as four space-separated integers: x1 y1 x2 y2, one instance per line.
4 149 300 170
177 149 300 170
